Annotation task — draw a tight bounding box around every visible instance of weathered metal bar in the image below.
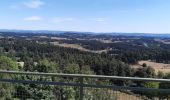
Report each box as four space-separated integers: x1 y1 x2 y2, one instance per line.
0 78 169 93
0 78 80 86
79 77 84 100
0 70 170 83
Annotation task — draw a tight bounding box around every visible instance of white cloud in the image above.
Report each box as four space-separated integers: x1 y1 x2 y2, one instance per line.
23 0 44 8
10 0 44 9
24 16 43 21
51 18 74 23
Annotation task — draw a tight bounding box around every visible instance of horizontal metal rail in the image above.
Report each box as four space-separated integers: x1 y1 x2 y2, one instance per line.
0 70 170 83
0 70 170 100
0 78 169 92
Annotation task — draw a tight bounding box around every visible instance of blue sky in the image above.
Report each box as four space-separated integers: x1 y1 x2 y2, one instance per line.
0 0 170 33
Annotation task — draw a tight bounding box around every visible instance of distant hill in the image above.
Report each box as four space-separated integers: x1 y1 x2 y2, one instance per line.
0 29 170 38
107 33 170 38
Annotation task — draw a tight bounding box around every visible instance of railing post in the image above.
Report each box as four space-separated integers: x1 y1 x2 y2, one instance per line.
80 76 84 100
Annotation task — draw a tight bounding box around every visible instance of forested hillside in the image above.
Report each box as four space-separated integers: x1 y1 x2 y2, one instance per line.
1 32 170 76
0 32 170 99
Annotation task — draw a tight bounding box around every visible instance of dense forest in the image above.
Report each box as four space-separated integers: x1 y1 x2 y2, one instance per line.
0 32 170 99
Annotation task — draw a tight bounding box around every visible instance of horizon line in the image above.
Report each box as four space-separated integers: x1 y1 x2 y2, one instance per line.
0 29 170 34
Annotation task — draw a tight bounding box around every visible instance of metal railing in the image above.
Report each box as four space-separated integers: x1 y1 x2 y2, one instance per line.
0 70 169 100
